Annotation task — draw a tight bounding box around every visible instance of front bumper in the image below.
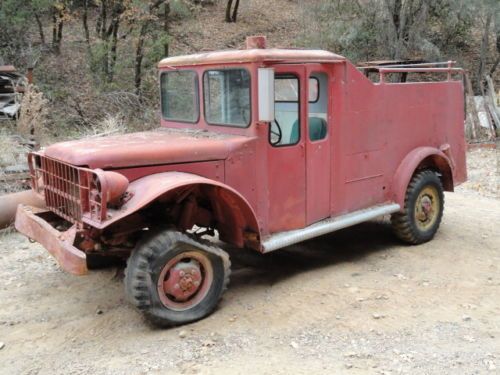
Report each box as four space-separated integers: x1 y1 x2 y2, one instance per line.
15 205 88 275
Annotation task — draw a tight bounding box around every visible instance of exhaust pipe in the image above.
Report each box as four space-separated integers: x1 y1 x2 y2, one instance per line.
0 190 45 229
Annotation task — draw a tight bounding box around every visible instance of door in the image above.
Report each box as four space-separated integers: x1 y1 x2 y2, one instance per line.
267 65 306 233
305 66 331 224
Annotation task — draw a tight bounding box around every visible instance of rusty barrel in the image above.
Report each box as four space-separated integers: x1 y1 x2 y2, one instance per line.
0 190 45 229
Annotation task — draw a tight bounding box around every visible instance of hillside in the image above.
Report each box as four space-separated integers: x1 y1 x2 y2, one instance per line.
0 0 497 145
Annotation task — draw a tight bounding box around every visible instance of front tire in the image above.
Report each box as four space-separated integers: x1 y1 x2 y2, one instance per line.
391 169 444 245
125 230 230 327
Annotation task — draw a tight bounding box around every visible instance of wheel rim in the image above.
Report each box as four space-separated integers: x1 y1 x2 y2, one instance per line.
414 185 440 231
157 251 213 311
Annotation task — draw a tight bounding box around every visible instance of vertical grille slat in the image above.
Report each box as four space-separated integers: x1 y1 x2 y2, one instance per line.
29 154 104 225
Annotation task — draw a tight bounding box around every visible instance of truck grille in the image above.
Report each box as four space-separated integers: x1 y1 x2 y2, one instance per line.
28 153 106 224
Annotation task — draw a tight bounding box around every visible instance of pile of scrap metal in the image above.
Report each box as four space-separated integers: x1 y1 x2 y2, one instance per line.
0 65 28 120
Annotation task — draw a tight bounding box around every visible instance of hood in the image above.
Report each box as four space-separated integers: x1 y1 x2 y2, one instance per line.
44 128 253 169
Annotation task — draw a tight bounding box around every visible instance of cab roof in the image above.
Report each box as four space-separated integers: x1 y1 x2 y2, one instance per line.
158 48 346 68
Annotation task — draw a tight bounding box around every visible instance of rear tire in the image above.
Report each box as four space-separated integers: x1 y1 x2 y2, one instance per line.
391 170 444 245
125 230 230 327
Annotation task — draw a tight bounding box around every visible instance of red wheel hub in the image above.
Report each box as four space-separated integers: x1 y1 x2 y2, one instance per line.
163 261 203 301
156 251 214 311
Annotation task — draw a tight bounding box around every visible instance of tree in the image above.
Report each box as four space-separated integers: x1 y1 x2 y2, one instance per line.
88 0 127 83
225 0 240 23
301 0 497 92
132 0 168 97
163 1 170 57
50 1 71 54
0 0 54 64
472 0 500 92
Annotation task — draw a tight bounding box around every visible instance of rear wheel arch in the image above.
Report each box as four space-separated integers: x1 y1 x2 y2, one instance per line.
416 154 453 192
392 147 454 208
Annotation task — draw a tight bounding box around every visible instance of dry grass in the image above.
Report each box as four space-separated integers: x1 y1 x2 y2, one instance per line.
78 113 128 138
0 130 31 194
0 131 30 168
16 85 49 144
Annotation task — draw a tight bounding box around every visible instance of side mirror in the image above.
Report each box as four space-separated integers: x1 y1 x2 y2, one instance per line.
258 68 274 122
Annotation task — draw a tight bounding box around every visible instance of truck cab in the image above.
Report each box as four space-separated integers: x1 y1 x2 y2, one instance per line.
15 36 466 327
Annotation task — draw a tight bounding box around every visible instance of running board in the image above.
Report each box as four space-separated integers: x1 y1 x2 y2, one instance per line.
261 203 401 253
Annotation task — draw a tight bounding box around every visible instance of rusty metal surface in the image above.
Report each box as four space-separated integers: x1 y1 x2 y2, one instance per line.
29 153 109 225
245 35 267 50
266 64 307 232
157 251 212 309
0 190 45 229
101 170 129 205
114 160 225 183
93 171 260 237
357 59 426 69
158 48 345 68
328 62 466 216
0 65 17 73
14 205 88 275
0 65 26 119
43 128 253 169
20 43 467 254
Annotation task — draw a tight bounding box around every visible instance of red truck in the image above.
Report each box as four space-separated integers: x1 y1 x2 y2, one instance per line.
15 36 466 327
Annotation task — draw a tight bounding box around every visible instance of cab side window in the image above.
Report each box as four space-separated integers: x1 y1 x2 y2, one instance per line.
308 73 328 142
270 75 300 146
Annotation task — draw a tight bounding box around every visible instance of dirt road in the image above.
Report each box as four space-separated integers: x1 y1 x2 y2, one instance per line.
0 150 499 375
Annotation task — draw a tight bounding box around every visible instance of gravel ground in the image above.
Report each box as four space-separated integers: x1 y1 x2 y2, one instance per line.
0 148 498 375
457 147 499 198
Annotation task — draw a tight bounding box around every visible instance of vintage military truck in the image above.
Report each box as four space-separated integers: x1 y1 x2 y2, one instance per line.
15 36 466 327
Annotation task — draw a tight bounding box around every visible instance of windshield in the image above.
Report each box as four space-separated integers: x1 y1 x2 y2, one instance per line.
203 69 251 127
161 70 199 123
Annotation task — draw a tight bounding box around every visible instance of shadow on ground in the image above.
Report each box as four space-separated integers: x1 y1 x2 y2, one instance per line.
224 218 400 289
82 218 402 307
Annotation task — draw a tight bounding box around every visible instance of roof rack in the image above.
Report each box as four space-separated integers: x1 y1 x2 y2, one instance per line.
357 60 464 83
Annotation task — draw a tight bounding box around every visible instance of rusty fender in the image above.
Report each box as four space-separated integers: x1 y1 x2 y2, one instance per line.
97 172 261 247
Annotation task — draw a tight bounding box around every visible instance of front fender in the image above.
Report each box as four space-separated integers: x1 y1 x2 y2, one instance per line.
94 172 260 246
391 146 453 208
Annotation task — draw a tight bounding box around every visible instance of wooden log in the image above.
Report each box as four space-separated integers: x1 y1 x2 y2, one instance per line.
464 74 481 140
0 190 45 229
485 75 499 115
485 75 499 137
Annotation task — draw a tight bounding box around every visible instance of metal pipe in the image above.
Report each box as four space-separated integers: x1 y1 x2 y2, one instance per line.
358 61 457 70
378 67 463 74
0 190 45 229
262 203 401 253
